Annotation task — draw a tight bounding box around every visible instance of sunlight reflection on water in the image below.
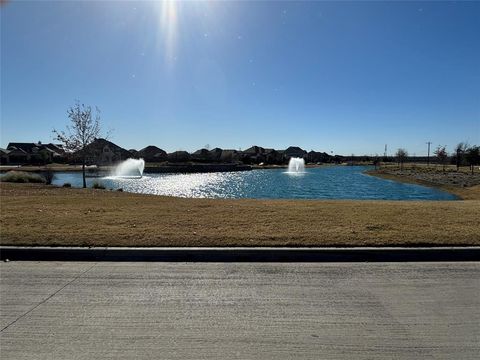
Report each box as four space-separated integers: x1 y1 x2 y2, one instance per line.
51 166 458 200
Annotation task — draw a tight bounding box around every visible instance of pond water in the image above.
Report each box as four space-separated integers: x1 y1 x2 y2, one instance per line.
50 166 457 200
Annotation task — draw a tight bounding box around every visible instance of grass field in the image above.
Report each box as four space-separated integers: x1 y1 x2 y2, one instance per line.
1 182 479 247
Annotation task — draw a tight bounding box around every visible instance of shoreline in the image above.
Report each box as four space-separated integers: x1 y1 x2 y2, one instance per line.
365 169 480 200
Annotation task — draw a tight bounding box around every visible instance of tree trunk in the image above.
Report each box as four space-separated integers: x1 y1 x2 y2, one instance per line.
82 154 86 188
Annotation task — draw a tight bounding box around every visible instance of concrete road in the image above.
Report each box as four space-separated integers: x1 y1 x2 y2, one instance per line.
1 261 479 359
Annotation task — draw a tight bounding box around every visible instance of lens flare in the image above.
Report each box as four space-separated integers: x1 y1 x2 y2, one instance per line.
157 0 178 65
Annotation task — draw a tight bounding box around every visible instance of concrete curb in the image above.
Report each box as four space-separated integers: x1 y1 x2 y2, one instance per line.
1 246 479 262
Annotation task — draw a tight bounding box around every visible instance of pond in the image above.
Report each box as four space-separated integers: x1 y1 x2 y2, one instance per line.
50 166 457 200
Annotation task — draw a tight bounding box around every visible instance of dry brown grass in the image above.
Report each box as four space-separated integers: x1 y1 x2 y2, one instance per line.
1 183 479 247
367 168 480 200
369 172 480 200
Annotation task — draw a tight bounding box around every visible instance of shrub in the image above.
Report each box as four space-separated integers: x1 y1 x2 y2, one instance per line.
43 169 55 185
0 171 46 184
63 183 72 188
92 181 105 189
117 188 123 192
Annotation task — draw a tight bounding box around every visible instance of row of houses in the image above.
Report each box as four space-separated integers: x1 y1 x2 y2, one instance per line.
129 144 334 165
0 142 66 165
1 139 335 166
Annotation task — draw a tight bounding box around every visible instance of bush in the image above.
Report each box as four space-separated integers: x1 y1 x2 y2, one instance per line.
117 188 123 192
43 169 55 185
92 181 105 189
63 183 72 188
0 171 46 184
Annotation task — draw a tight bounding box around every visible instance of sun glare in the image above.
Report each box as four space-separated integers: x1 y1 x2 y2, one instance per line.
156 0 179 64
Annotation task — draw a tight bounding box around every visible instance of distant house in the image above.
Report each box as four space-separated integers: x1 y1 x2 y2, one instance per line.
220 149 240 163
5 142 65 164
167 151 191 163
209 148 223 162
241 146 266 164
263 148 283 164
307 151 331 164
128 149 139 157
283 146 307 160
82 138 133 165
137 146 167 162
42 143 65 155
191 148 212 162
0 148 13 164
7 142 40 155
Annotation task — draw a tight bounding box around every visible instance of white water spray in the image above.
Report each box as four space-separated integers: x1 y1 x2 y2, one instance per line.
113 158 145 177
287 157 305 174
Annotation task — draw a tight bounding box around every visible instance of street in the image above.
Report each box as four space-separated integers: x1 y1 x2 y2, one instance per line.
1 261 479 359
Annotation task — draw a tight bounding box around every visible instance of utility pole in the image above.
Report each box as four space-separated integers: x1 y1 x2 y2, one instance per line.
426 141 432 166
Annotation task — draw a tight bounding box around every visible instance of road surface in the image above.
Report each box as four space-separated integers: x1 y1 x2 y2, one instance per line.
1 261 479 359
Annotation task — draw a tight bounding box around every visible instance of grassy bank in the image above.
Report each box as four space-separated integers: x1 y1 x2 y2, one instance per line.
1 183 478 247
366 166 480 200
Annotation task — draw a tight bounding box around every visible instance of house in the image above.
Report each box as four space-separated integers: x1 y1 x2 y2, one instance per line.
5 142 65 164
42 143 65 155
220 149 240 163
307 151 331 164
167 151 191 163
283 146 307 160
0 148 12 164
82 138 133 165
128 149 139 157
137 146 167 162
191 148 212 162
209 148 223 162
240 146 266 164
263 148 283 164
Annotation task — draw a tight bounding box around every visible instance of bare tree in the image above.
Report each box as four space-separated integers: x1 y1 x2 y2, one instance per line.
453 142 468 171
395 148 408 170
434 145 448 172
53 101 105 188
373 154 380 170
465 145 480 175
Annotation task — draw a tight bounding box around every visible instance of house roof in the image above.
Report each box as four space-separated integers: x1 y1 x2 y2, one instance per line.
220 149 238 156
263 148 276 154
169 151 190 156
192 148 211 156
5 147 28 155
7 143 39 153
42 143 65 153
138 146 166 156
243 146 264 154
83 138 132 157
285 146 306 154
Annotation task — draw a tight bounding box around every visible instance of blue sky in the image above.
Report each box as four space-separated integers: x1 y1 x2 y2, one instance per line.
1 1 479 155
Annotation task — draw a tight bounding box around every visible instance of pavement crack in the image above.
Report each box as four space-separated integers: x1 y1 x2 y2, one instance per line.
0 262 98 333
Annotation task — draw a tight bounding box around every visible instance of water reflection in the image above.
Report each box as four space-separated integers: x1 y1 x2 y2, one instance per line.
51 166 458 200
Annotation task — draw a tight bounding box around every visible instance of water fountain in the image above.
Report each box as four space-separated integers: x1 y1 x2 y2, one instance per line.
113 158 145 177
287 157 305 174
